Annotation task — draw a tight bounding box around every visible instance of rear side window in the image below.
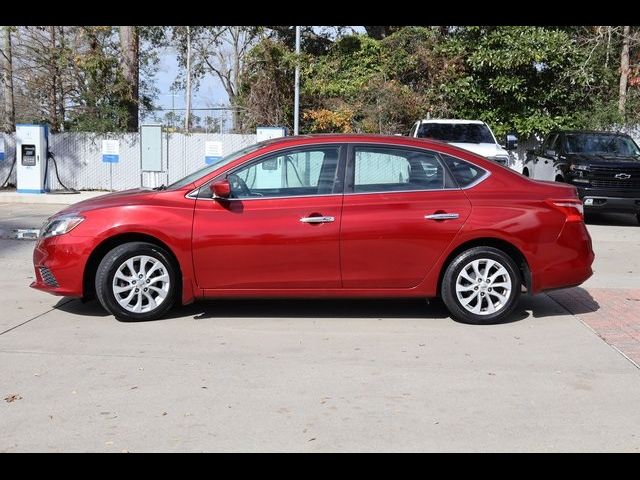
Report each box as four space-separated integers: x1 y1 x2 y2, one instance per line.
441 154 488 188
352 146 446 193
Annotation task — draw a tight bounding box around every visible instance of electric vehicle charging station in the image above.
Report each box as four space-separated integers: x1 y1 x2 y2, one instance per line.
16 124 49 194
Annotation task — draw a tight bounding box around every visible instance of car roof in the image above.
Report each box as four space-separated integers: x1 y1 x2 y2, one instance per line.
249 133 462 153
418 119 486 125
256 133 418 146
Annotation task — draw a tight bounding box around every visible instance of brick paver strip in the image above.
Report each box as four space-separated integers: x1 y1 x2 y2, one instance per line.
547 287 640 368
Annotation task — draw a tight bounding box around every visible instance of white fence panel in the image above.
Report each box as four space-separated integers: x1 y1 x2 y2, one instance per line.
1 131 257 191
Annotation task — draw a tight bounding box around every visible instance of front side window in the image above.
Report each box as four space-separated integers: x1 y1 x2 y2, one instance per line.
543 134 558 153
226 146 341 199
352 146 446 193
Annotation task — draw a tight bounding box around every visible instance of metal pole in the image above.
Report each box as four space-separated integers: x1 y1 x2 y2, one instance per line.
184 26 192 133
294 26 300 136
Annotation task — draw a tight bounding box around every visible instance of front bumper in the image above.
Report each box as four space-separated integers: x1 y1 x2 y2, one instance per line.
31 234 91 297
575 186 640 213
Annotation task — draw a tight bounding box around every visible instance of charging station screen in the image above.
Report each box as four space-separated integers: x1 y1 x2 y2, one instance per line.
21 145 36 166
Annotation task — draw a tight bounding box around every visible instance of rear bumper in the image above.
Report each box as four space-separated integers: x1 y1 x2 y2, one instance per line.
531 220 594 293
30 235 90 297
576 186 640 213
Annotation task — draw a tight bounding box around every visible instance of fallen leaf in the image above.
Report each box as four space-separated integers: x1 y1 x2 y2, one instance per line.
308 438 316 442
105 441 114 446
4 394 22 403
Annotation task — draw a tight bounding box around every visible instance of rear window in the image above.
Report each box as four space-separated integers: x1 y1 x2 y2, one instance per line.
441 154 488 188
417 123 494 144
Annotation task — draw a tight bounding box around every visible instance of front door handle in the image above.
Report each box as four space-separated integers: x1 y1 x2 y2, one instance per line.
300 216 335 224
425 213 459 221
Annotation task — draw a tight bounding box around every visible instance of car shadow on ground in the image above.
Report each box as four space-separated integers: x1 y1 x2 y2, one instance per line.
544 286 601 316
585 212 638 227
53 290 596 325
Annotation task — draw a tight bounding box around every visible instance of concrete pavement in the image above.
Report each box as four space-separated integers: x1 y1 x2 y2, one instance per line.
0 190 108 206
0 205 639 452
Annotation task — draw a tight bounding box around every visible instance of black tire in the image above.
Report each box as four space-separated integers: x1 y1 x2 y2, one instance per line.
441 246 521 325
636 212 640 225
522 168 529 177
95 242 178 322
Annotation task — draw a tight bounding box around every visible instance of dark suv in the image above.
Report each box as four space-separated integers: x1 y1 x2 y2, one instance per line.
522 130 640 222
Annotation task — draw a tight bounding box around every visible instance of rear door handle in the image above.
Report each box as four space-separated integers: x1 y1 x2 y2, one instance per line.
300 216 335 224
425 213 459 221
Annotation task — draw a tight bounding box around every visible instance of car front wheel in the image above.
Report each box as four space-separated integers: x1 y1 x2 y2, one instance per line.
95 242 178 321
441 247 521 324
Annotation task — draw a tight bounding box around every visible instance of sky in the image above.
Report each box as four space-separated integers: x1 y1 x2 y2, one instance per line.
150 27 367 115
153 47 229 111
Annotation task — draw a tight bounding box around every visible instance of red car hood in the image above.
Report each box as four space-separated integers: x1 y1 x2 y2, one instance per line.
56 188 158 216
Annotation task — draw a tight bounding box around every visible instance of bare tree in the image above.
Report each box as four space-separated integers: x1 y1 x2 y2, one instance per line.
1 26 16 132
119 26 139 131
619 25 631 117
194 26 259 132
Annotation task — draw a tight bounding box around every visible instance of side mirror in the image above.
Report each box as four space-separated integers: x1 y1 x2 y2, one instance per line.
210 179 231 199
505 134 518 150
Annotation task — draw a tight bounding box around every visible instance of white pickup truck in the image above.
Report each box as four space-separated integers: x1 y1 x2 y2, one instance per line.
408 119 517 166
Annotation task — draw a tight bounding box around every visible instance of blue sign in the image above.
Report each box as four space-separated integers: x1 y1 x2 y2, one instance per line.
0 152 4 161
205 156 222 165
102 154 119 163
102 140 120 163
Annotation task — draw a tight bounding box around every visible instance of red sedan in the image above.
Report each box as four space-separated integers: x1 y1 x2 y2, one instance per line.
31 134 594 324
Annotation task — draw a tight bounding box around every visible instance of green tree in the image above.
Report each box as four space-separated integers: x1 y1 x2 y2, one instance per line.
441 26 613 137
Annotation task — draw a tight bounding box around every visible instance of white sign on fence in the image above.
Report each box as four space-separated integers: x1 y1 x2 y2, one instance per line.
256 126 286 143
205 141 223 165
102 139 120 163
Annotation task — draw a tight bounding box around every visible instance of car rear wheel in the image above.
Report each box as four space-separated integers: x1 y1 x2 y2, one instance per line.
95 242 178 321
441 247 521 324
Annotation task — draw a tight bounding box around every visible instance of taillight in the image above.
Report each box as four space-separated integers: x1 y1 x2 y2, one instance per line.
546 199 584 222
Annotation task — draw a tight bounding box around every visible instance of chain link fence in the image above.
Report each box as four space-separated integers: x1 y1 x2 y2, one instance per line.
3 128 640 190
0 131 256 191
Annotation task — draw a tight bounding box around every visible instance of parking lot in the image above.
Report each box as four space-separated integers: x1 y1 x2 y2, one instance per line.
1 201 639 452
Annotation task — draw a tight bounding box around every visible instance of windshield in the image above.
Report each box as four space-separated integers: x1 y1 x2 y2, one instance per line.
167 143 263 189
564 133 640 156
417 123 495 144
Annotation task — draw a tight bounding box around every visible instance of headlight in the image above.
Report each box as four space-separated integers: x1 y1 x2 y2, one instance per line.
569 164 590 172
39 215 85 239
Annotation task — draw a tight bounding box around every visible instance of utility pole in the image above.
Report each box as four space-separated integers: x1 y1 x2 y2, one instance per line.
184 26 192 133
294 26 300 136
